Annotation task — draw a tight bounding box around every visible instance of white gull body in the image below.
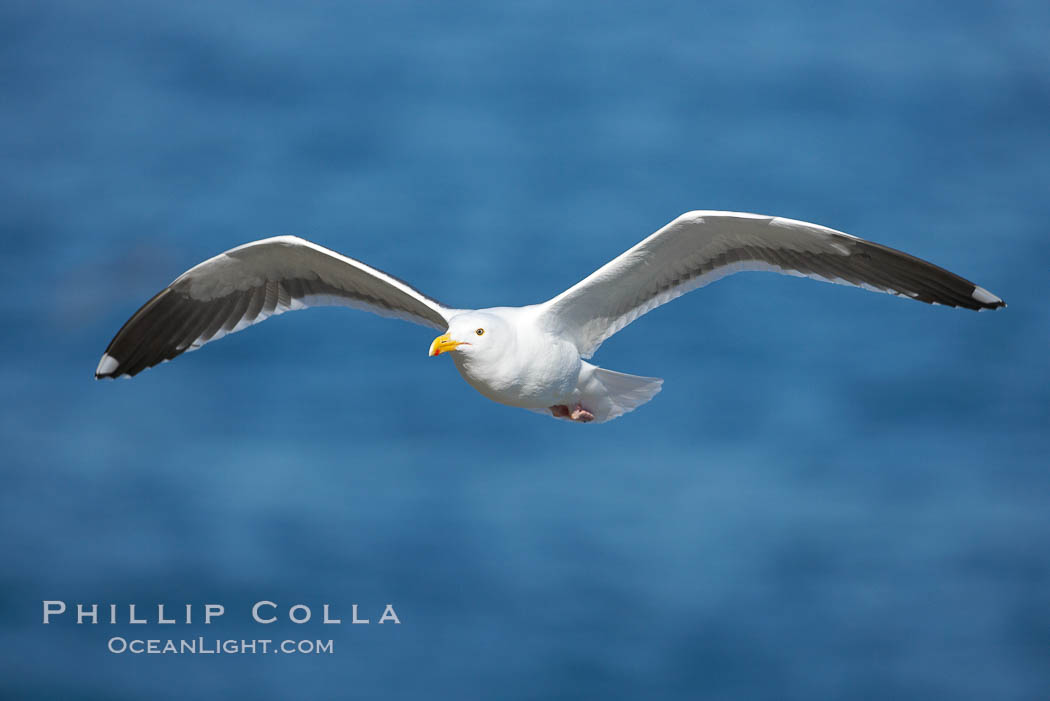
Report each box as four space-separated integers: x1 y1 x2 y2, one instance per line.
96 210 1004 423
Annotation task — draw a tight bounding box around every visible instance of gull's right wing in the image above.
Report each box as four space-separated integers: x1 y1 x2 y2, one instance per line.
96 236 457 378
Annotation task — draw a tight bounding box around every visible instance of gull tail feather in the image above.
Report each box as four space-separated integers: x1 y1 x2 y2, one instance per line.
580 364 663 423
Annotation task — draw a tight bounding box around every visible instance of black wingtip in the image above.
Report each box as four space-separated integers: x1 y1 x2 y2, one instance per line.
95 353 121 379
970 285 1006 311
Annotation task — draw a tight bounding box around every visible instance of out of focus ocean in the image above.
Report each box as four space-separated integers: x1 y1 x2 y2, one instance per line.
2 1 1048 699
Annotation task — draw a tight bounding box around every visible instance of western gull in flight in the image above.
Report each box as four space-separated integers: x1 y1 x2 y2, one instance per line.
96 211 1004 423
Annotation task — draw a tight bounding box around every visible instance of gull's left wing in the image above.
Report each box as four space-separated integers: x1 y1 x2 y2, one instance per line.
96 236 456 378
539 211 1005 359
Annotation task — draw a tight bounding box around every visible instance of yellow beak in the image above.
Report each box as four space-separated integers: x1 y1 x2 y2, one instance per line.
429 333 462 357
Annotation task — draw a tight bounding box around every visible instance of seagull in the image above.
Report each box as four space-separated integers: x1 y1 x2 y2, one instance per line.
96 210 1004 423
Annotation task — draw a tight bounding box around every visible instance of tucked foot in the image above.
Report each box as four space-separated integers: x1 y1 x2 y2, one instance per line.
569 403 594 423
550 404 593 422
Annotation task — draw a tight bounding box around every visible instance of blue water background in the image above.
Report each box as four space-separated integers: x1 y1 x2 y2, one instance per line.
2 1 1048 698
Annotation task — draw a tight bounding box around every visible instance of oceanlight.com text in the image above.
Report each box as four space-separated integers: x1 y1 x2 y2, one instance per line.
107 637 334 655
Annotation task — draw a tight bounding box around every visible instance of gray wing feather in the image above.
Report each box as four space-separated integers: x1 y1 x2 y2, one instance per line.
96 236 454 378
540 211 1004 358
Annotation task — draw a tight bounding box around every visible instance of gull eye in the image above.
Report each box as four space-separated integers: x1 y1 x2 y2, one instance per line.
475 328 485 336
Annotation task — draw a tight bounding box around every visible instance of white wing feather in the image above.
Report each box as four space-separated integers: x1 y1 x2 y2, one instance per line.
539 211 1003 359
97 236 457 378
